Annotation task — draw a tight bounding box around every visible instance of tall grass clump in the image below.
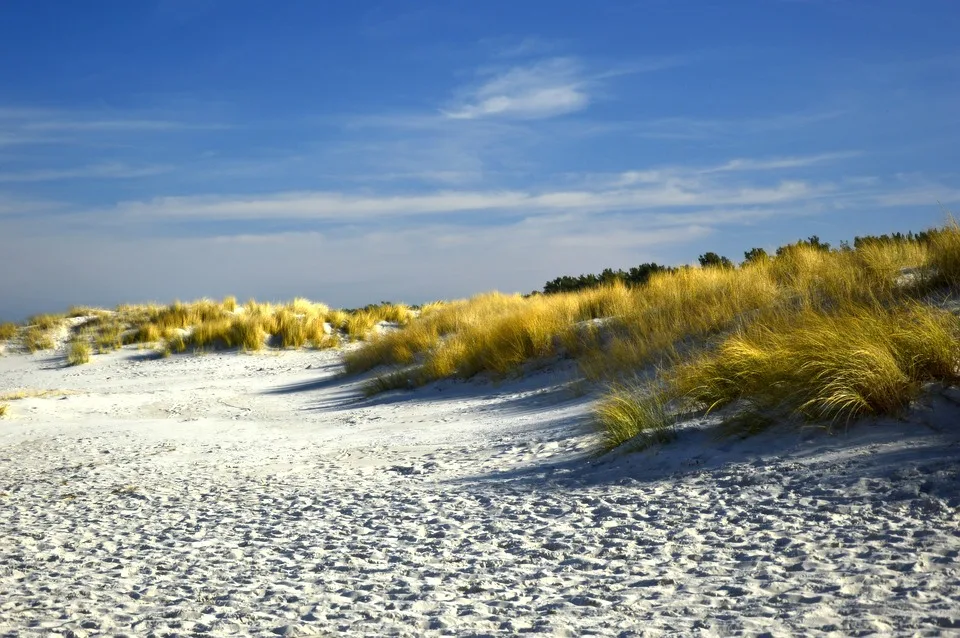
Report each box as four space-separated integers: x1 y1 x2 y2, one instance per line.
67 339 91 366
24 328 55 352
28 313 64 330
0 322 17 341
924 219 960 287
231 315 268 351
0 403 8 418
594 382 674 451
274 309 309 348
672 303 960 427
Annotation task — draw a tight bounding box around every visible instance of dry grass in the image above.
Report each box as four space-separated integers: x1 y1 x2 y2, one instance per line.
594 382 674 451
924 219 960 287
673 303 960 423
346 222 957 422
596 301 960 451
0 403 7 418
27 313 64 330
67 339 91 366
0 322 17 341
24 328 55 352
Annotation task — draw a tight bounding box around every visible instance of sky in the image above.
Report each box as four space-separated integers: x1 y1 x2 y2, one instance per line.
1 0 959 319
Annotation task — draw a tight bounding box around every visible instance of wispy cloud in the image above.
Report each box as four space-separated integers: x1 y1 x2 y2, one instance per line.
0 105 228 136
611 152 858 187
82 178 830 226
703 151 862 173
0 163 171 183
443 57 589 120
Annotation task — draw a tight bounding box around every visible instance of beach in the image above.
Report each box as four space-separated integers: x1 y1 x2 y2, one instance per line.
1 345 958 636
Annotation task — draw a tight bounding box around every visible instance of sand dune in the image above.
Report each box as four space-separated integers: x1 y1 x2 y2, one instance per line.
1 345 958 636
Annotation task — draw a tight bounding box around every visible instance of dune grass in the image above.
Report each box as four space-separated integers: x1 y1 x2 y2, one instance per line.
67 339 91 366
338 221 960 451
28 313 64 330
346 229 940 397
594 382 674 451
24 327 55 352
591 301 960 451
0 322 17 341
671 303 960 424
0 403 7 418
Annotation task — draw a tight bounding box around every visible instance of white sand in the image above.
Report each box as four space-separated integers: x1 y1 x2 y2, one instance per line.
0 344 958 636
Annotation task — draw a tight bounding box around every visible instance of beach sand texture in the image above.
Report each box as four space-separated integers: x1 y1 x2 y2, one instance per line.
1 345 958 636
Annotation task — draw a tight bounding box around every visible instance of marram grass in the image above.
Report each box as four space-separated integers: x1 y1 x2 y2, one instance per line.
67 339 91 366
0 322 17 341
594 382 674 451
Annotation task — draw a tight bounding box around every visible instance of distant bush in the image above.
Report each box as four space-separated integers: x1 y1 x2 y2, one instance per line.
698 252 734 269
742 247 769 264
543 263 672 294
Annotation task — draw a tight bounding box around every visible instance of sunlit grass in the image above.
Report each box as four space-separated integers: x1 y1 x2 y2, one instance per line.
27 313 64 330
0 322 17 341
594 382 674 451
0 403 7 418
24 327 55 352
67 339 91 366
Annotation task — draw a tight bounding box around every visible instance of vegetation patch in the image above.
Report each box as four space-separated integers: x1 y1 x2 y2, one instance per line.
0 322 17 341
67 339 91 366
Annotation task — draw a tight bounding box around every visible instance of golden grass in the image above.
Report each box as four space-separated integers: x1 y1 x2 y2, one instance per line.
0 322 17 341
593 303 960 450
672 303 960 423
0 403 7 417
345 310 379 341
924 219 960 287
594 382 674 451
27 313 64 330
67 339 91 366
24 327 55 352
274 309 309 348
326 309 349 330
346 222 956 416
231 315 268 351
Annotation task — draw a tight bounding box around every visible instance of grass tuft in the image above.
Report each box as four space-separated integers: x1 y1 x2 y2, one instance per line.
672 303 960 428
594 382 674 452
0 403 7 418
67 339 91 366
0 322 17 341
24 328 55 352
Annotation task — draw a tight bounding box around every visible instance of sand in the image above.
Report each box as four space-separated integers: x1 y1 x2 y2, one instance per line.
0 343 958 636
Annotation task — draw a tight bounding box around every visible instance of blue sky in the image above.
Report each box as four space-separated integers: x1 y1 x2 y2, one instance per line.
1 1 959 319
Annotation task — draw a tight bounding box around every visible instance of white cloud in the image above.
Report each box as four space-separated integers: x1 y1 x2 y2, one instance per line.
94 179 829 224
0 163 170 183
443 58 589 120
703 151 861 173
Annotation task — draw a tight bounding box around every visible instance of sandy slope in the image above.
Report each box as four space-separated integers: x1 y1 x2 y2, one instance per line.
0 345 958 637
